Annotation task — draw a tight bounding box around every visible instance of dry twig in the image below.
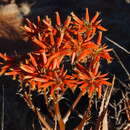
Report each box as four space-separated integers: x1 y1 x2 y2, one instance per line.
105 37 130 54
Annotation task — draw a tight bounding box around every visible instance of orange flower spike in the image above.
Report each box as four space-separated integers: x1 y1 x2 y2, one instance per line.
76 63 88 74
5 69 19 76
56 12 61 26
60 84 66 92
95 19 107 31
100 80 112 86
59 66 64 75
85 8 90 23
25 19 37 30
33 77 49 82
45 16 51 23
91 11 100 24
22 25 34 33
71 52 76 64
98 73 108 78
97 85 102 98
85 29 96 42
5 71 18 80
96 25 107 31
49 63 53 70
32 23 37 30
25 18 33 28
39 81 55 89
62 69 67 77
0 64 11 76
50 86 55 96
80 83 88 90
30 80 36 90
89 86 95 97
42 52 47 64
97 31 102 46
71 12 84 25
20 64 36 73
52 58 58 70
54 71 59 80
64 81 76 89
29 54 37 67
38 33 42 41
57 31 64 47
85 41 98 50
32 37 47 49
43 19 53 29
64 16 71 28
66 33 78 45
95 19 102 25
93 62 100 76
77 49 92 62
50 32 55 45
37 81 42 92
37 16 41 24
80 83 88 95
77 31 83 43
56 56 64 68
45 52 61 68
81 73 90 80
23 75 33 80
102 53 113 63
0 53 12 61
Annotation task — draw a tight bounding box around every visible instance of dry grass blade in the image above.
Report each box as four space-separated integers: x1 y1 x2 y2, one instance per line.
102 112 108 130
112 49 130 80
104 75 115 108
105 37 130 54
95 75 115 130
74 96 93 130
122 92 130 122
113 75 129 89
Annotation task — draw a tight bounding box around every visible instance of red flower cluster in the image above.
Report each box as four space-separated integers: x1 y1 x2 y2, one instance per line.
0 8 112 97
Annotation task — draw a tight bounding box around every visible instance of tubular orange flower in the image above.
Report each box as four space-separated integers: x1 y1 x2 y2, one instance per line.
91 11 100 24
64 16 71 28
70 8 107 42
93 31 113 63
20 64 36 73
75 63 111 97
0 8 112 99
56 12 61 26
32 37 47 49
0 64 11 76
85 8 89 23
36 67 78 95
71 12 84 25
29 53 37 67
0 53 12 61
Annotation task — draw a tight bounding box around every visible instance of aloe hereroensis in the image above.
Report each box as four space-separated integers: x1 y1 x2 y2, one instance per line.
0 8 112 129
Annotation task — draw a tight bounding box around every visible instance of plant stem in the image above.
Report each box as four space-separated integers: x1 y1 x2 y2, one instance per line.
95 75 115 130
23 92 52 130
36 109 53 130
74 96 93 130
63 91 83 123
54 101 65 130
